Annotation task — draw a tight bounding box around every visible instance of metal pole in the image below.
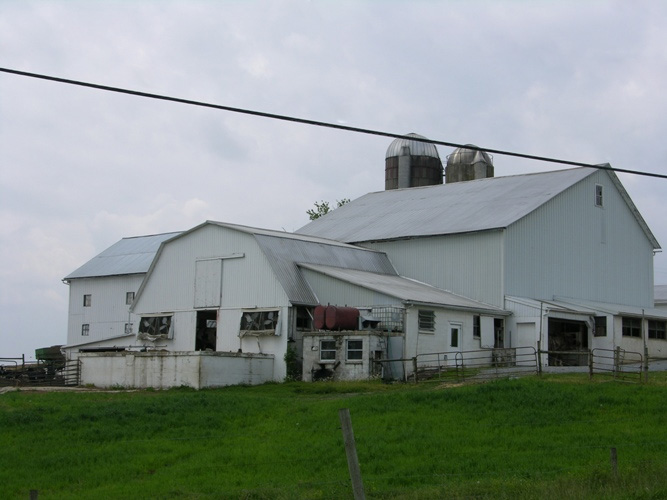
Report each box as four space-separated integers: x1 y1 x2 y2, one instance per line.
339 408 365 500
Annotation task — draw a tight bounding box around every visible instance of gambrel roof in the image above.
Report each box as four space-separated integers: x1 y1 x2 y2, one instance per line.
132 221 398 307
63 231 182 280
297 167 660 248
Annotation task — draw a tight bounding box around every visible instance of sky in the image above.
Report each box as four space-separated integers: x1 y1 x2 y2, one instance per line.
1 0 666 360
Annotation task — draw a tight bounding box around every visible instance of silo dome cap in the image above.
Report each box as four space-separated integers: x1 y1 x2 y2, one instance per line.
385 133 440 159
446 144 493 166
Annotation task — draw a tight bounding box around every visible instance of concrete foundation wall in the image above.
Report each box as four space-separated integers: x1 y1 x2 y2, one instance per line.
79 351 274 389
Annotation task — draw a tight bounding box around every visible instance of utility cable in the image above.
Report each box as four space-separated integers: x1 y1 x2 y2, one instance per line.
1 66 666 180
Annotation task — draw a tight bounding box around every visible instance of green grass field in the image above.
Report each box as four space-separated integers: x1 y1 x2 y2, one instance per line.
1 374 666 499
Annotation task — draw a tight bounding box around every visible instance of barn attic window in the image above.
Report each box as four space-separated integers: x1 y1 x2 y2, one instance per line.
240 310 280 336
83 294 91 307
595 184 603 207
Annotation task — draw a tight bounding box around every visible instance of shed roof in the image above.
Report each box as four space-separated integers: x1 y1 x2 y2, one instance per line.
300 263 508 314
297 167 659 248
63 232 182 280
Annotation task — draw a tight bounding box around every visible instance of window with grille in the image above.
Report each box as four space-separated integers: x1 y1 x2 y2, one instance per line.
320 340 336 362
622 317 641 338
81 324 89 336
346 340 363 361
418 310 435 333
648 320 666 340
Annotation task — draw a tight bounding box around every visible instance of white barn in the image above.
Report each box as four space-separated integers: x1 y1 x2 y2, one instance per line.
62 137 667 385
64 220 506 386
298 145 667 363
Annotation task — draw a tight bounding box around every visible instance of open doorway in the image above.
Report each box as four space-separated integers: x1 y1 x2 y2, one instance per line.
195 310 217 351
548 318 588 366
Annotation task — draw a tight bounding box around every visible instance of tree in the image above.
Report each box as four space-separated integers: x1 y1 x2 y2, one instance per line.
306 198 350 220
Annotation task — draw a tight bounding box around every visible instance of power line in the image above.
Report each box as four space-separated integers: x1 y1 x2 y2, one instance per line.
1 66 666 180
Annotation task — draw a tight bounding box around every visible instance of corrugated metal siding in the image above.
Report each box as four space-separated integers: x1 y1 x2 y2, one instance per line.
64 232 181 279
505 170 654 307
363 231 505 307
67 275 144 345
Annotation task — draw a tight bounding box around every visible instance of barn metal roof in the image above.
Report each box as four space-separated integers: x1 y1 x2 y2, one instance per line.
300 263 508 314
654 285 667 304
297 167 658 246
133 221 398 306
63 232 182 280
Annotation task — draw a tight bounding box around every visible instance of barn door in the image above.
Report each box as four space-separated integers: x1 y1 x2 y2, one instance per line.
194 259 222 308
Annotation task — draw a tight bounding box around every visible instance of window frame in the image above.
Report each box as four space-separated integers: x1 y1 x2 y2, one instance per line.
240 309 280 336
81 324 90 336
595 184 604 208
320 339 337 362
83 294 92 307
450 324 461 348
346 339 363 362
418 310 435 334
648 320 666 340
138 315 173 339
622 317 642 338
126 292 135 305
473 315 480 338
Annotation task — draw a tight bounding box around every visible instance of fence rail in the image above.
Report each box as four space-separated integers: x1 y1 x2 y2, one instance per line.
0 359 80 387
374 346 649 384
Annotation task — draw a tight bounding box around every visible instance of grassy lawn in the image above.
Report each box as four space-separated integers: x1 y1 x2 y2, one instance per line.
1 374 666 499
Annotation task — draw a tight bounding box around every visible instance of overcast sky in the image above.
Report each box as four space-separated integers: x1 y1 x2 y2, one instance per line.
1 1 666 359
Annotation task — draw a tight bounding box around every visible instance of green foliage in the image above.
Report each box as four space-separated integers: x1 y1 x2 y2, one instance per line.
283 344 302 381
306 198 350 220
1 376 667 498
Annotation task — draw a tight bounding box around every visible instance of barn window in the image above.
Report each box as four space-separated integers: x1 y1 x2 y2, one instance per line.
346 340 363 361
621 317 641 338
648 320 666 340
124 323 133 334
473 316 480 338
83 294 92 307
418 310 435 333
81 324 89 336
320 340 336 362
126 292 135 305
240 310 279 335
595 184 603 207
594 316 607 337
138 315 173 339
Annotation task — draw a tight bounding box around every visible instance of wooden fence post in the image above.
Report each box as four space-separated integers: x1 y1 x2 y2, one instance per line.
610 447 618 478
339 408 365 500
29 490 38 500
